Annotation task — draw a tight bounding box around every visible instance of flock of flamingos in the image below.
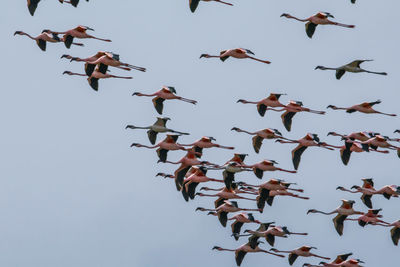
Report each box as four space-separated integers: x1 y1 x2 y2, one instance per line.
20 0 399 266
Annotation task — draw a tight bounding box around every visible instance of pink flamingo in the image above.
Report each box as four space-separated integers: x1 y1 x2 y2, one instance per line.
241 160 296 179
281 12 355 38
274 101 325 132
133 86 196 114
51 25 111 48
237 93 287 117
200 48 271 64
181 136 234 157
327 100 397 116
276 133 336 170
231 127 287 153
228 213 261 240
307 199 363 236
130 134 188 162
212 241 284 266
270 246 330 266
346 209 390 227
14 30 83 51
62 69 131 91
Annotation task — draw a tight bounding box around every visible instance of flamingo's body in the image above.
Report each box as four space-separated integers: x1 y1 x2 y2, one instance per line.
270 246 330 266
15 30 83 51
231 127 285 153
52 25 111 48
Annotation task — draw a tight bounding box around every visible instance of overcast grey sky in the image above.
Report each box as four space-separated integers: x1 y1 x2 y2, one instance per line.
0 1 399 266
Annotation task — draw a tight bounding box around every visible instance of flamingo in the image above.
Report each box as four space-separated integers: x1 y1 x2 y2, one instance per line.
241 160 297 179
327 131 377 141
181 166 224 201
315 60 387 79
125 117 189 145
200 48 271 64
374 185 400 200
180 136 234 157
327 100 396 117
59 0 89 7
304 253 354 267
189 0 233 13
212 240 284 266
336 178 376 208
346 209 389 227
338 259 365 267
130 134 188 162
228 213 261 240
281 12 355 38
359 135 400 152
307 199 363 236
276 133 336 170
236 93 287 117
196 200 260 227
51 26 111 48
62 69 131 91
258 186 309 210
62 52 108 76
240 225 308 246
270 246 330 266
14 30 84 51
133 86 196 115
336 140 389 166
63 52 146 77
274 101 325 131
160 149 217 190
231 127 287 153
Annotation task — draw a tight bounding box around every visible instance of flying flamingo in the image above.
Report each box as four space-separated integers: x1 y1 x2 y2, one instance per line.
133 86 196 114
307 199 363 236
62 69 131 91
276 133 336 170
374 184 400 200
200 48 271 64
130 134 188 162
212 241 284 266
181 166 224 201
228 213 261 240
62 52 108 76
274 101 325 132
270 246 330 266
315 59 387 79
160 149 217 190
181 136 234 157
345 209 389 227
258 186 309 210
239 225 308 246
327 100 396 117
337 178 376 208
237 93 287 117
304 253 354 267
200 182 253 207
125 117 189 145
196 200 260 227
63 52 146 77
358 135 400 152
189 0 233 13
280 12 355 38
335 140 389 166
51 26 111 48
336 259 365 267
231 127 287 153
241 160 297 179
14 30 83 51
327 131 378 142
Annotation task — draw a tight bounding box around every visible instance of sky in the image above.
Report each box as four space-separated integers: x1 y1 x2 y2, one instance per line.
0 0 399 266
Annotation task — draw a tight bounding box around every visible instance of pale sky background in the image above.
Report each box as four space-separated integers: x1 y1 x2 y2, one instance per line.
0 1 399 266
